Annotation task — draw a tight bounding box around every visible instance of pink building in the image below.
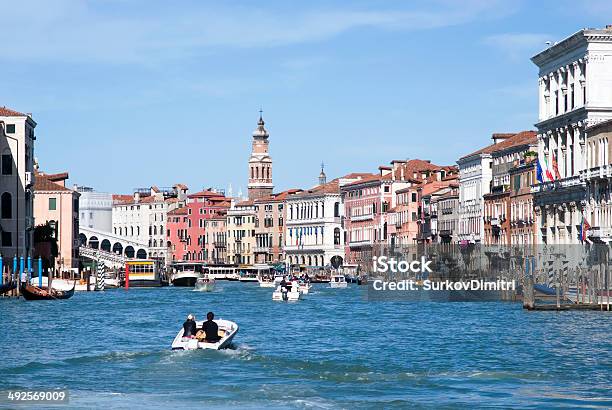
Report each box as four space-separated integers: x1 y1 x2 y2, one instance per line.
342 160 457 264
33 171 80 273
166 190 230 262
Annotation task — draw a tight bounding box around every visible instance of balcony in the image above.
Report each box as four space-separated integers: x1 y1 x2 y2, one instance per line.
531 175 583 193
214 241 227 248
254 246 271 253
581 165 612 181
348 239 373 248
351 213 374 222
588 226 612 242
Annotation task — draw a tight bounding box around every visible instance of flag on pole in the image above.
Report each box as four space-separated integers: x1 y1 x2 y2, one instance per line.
580 213 591 243
536 158 544 183
542 154 554 181
552 151 561 180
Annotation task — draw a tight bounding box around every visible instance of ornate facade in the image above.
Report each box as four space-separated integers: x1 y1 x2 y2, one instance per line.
532 27 612 245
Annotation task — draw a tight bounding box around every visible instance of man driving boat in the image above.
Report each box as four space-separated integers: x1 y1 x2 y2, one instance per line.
196 311 221 343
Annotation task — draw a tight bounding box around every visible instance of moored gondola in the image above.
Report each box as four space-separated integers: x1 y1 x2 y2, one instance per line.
20 282 75 301
0 281 16 295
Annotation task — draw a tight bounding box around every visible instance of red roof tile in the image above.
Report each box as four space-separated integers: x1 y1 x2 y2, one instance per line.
34 174 71 192
460 131 537 160
0 106 27 117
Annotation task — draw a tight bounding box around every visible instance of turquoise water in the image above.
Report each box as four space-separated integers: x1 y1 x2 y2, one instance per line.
1 282 610 409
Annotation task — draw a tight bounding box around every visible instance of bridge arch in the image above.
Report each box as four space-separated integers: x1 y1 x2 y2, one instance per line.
101 239 111 252
125 246 135 258
79 233 87 246
89 236 99 249
136 249 147 259
112 242 123 254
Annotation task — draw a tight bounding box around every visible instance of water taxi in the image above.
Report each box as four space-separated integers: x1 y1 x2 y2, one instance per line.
170 262 203 287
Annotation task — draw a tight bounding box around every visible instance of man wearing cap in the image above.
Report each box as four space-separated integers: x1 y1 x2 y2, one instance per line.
182 314 197 338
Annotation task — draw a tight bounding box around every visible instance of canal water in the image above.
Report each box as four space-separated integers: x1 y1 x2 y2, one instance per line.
1 282 610 409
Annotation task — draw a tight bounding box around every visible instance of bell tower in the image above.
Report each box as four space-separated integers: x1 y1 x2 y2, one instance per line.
248 111 274 200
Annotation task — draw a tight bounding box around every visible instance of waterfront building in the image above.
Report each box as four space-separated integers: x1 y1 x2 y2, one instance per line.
418 174 459 244
389 180 422 247
166 206 188 262
254 189 301 264
459 132 534 244
432 183 460 243
284 176 365 268
248 114 274 201
581 119 612 242
74 185 112 232
531 26 612 245
226 200 256 265
33 171 80 272
112 184 187 262
179 189 231 262
343 160 453 264
0 107 36 261
204 213 228 264
482 131 537 245
509 154 538 246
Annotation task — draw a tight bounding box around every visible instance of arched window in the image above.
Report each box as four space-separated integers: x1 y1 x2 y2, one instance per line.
1 192 11 219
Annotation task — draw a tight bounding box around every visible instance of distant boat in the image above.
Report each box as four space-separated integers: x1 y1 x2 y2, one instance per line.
194 275 215 292
273 283 300 301
171 319 239 350
20 282 75 301
330 274 348 288
170 262 203 287
0 281 16 295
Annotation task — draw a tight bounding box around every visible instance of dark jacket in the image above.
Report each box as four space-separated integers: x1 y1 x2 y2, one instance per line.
183 319 197 337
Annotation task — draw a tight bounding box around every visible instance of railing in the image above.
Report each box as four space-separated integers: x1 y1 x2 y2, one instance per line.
79 246 126 268
351 213 374 222
253 246 271 253
348 239 373 248
531 175 583 193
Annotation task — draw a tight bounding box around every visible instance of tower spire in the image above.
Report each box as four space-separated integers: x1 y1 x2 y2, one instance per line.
319 161 327 185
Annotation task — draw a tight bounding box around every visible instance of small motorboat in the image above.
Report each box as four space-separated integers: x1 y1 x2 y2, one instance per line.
330 274 348 288
257 274 275 288
171 319 239 350
273 273 286 286
194 275 215 292
298 281 312 294
103 272 120 289
0 281 16 295
272 282 300 301
20 282 75 301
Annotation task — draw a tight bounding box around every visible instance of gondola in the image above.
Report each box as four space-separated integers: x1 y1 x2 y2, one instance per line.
0 281 16 295
20 282 75 301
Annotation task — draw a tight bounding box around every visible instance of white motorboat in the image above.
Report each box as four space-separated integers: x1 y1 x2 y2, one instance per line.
330 274 348 288
194 275 215 292
298 282 312 294
258 274 275 287
171 319 239 350
103 273 120 289
273 273 286 285
272 282 300 301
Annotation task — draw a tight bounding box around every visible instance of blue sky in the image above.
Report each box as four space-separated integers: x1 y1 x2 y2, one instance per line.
2 0 612 195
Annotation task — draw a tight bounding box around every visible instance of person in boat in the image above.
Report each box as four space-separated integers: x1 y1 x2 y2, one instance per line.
280 276 288 291
182 314 197 338
200 312 221 343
